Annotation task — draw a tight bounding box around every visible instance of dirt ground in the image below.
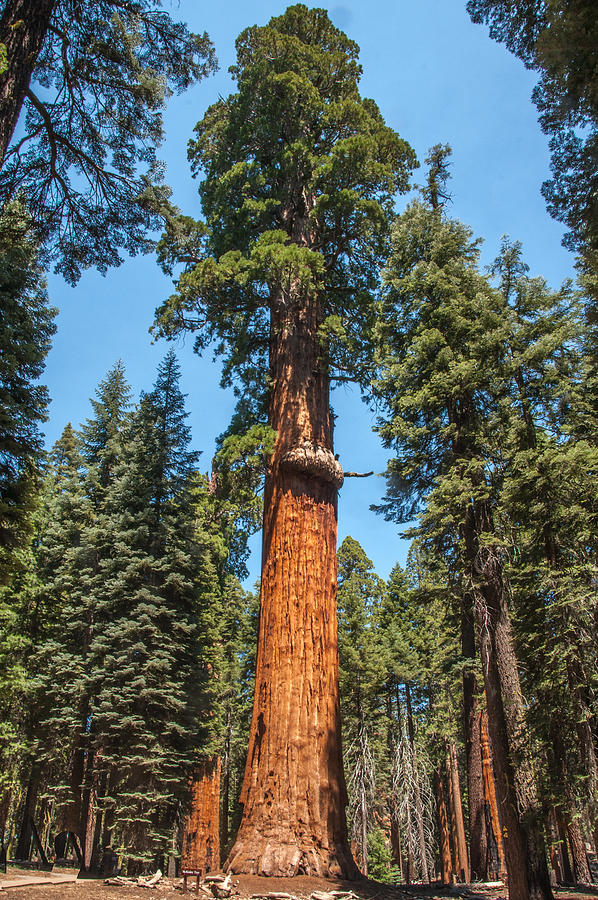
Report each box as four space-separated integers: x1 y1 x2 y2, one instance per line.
1 871 598 900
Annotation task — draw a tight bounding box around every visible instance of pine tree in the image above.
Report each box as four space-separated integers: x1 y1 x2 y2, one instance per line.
4 425 87 859
33 423 96 839
373 147 553 900
154 3 415 876
487 239 598 874
0 199 56 574
87 350 203 867
28 363 133 865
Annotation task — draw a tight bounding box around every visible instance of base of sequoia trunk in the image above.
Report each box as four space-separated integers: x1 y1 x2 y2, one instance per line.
226 832 360 878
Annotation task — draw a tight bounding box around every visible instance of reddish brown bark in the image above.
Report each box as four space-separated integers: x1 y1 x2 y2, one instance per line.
435 767 453 885
390 815 403 878
221 706 232 854
61 741 85 836
182 757 221 875
462 601 487 881
464 503 552 900
565 812 590 884
445 740 469 883
81 748 105 871
480 711 506 881
0 0 57 166
545 529 598 850
0 787 10 841
227 288 355 876
14 763 40 860
386 691 403 880
554 808 573 883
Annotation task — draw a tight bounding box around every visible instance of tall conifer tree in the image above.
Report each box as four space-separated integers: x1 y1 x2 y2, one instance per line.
88 350 204 867
154 4 415 875
0 200 55 573
373 148 552 900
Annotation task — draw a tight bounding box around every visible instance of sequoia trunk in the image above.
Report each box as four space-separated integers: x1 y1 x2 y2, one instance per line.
565 807 590 884
553 808 573 883
14 763 40 860
183 758 221 875
480 710 506 881
435 766 453 884
446 740 469 883
0 0 57 165
462 601 487 880
227 288 356 877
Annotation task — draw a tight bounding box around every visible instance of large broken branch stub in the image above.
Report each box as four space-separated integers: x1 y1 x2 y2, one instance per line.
280 442 344 489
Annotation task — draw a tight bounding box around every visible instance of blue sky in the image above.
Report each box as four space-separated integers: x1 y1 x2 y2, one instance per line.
42 0 575 586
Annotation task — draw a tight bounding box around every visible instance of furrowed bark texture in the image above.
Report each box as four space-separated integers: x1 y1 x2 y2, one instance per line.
462 601 487 880
481 711 506 880
565 808 590 884
435 767 453 884
446 740 469 883
227 290 356 878
465 503 552 900
0 0 57 166
182 757 221 874
81 748 104 871
14 763 40 860
553 808 573 884
0 788 10 840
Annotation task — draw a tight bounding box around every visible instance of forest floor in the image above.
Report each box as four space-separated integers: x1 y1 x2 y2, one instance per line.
1 871 598 900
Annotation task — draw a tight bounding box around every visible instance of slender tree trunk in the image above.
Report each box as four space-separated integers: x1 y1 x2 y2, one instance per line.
182 757 221 875
548 812 563 884
0 0 57 166
554 808 573 883
14 763 40 860
445 740 469 882
550 720 592 886
227 287 355 877
387 689 403 879
462 599 487 880
565 811 590 884
464 503 552 900
81 748 104 871
545 528 598 847
480 710 506 880
390 815 403 880
360 778 368 877
406 798 415 884
0 787 10 841
62 737 86 836
435 766 453 884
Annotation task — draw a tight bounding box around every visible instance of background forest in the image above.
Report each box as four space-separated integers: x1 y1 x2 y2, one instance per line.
0 0 597 893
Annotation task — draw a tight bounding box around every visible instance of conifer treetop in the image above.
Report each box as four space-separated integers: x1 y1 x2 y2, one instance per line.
155 4 416 406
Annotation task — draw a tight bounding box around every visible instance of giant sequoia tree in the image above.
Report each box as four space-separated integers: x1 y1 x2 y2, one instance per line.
155 4 415 876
